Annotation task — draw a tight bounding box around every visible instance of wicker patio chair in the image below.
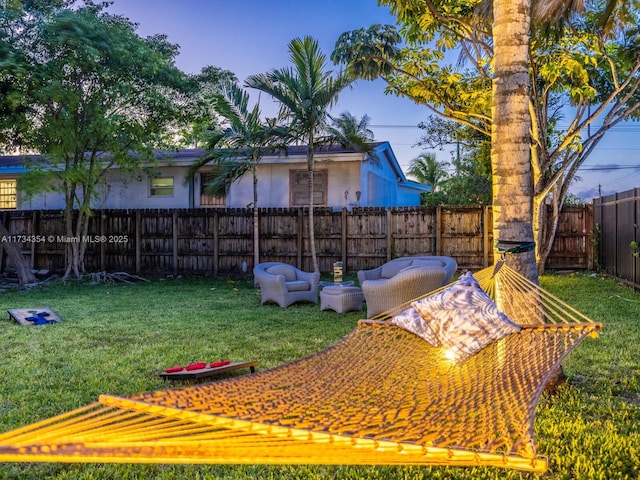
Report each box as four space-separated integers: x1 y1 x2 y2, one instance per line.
253 262 320 307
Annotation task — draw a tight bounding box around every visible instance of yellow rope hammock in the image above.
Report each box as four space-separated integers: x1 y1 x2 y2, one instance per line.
0 264 601 473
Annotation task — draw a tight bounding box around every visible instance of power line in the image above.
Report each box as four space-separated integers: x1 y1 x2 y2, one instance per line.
580 165 640 171
370 124 422 129
596 170 640 191
369 123 640 131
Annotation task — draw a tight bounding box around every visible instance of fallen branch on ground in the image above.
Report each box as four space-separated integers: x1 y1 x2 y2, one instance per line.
88 271 149 284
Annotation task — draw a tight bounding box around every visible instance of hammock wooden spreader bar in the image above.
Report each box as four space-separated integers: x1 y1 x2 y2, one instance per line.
0 265 602 473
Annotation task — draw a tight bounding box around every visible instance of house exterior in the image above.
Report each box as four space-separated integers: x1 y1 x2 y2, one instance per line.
0 141 429 210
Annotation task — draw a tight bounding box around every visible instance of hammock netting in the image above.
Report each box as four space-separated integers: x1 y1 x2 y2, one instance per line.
0 264 601 473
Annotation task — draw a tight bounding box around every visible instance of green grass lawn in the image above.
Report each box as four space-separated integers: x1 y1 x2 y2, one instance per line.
0 272 638 479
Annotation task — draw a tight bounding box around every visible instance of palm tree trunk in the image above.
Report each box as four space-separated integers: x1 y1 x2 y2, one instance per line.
491 0 538 284
252 167 260 277
307 168 319 274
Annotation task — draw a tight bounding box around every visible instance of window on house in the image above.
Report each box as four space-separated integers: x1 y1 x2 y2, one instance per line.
290 170 327 207
149 177 173 196
0 179 17 209
200 172 226 207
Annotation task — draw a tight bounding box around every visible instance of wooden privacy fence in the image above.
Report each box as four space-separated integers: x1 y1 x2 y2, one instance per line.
0 205 592 276
594 188 640 289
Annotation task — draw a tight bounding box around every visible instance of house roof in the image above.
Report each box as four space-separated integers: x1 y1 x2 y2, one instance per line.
0 155 27 174
0 143 430 193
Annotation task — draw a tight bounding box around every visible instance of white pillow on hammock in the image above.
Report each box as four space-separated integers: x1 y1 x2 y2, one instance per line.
390 306 440 347
411 271 521 363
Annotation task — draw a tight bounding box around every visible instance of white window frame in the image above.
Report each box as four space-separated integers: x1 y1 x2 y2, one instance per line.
149 177 174 197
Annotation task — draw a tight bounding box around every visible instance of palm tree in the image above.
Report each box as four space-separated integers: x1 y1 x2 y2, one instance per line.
186 82 287 270
489 0 620 282
489 0 538 282
246 36 356 274
407 152 449 192
330 112 374 142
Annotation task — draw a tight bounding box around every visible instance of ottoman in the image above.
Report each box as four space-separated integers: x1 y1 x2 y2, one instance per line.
320 285 364 313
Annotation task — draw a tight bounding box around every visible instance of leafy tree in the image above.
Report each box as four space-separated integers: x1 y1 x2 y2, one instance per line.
186 82 288 269
6 2 191 279
333 0 634 276
0 0 73 285
176 66 238 149
246 36 359 274
418 117 492 205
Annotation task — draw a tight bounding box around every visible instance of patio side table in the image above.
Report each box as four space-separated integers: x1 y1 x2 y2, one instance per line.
320 285 364 313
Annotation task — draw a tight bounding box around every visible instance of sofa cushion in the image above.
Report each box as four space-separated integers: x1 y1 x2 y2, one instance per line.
266 264 297 282
381 260 412 279
411 271 521 363
391 307 439 346
322 286 361 295
286 280 310 292
411 259 445 269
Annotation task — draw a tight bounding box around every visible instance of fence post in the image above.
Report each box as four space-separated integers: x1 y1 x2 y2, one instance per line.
172 210 178 276
135 211 141 274
615 192 619 277
30 210 37 269
100 212 106 271
435 206 442 256
297 208 303 269
631 188 640 290
386 209 392 261
213 210 219 276
341 207 347 269
586 204 594 270
0 212 7 272
483 206 491 267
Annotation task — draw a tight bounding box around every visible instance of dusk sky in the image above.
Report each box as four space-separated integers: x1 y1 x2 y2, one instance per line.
106 0 640 200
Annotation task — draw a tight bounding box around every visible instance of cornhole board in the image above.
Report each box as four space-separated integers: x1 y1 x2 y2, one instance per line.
159 360 259 381
7 307 62 326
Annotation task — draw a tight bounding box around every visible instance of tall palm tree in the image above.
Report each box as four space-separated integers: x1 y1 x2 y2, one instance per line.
490 0 538 282
490 0 621 282
246 36 356 274
407 152 449 192
186 82 287 270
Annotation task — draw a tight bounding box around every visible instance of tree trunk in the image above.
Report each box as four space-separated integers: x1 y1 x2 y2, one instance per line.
308 168 319 273
252 167 260 286
0 222 37 286
533 188 561 276
63 196 83 280
78 209 91 275
491 0 538 284
252 167 260 269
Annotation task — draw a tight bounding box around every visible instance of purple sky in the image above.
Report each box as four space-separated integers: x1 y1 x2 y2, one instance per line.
106 0 640 200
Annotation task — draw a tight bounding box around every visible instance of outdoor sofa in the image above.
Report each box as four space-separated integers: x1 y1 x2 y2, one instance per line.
357 256 457 317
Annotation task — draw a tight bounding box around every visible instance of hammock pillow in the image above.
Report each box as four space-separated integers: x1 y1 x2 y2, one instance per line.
390 306 440 346
411 271 520 363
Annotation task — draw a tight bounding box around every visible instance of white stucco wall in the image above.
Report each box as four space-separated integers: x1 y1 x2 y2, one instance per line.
224 154 364 209
20 167 194 210
104 167 193 209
